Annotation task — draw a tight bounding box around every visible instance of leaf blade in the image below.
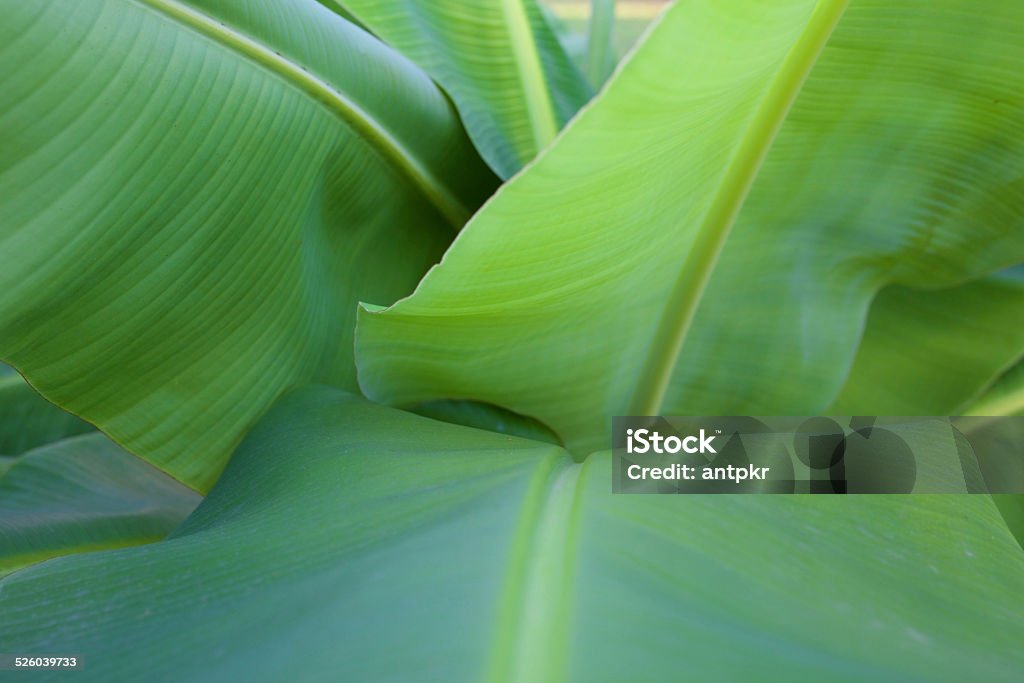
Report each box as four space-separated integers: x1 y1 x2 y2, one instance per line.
1 388 1021 681
357 0 1024 453
0 0 496 490
0 433 200 577
830 271 1024 415
628 0 848 415
337 0 593 176
0 369 93 457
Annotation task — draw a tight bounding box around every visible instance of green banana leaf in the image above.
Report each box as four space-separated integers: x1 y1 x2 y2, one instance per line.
0 370 93 457
0 433 200 578
3 3 1022 679
830 270 1024 414
336 0 593 177
0 0 496 492
1 387 1020 681
357 0 1024 457
538 3 590 83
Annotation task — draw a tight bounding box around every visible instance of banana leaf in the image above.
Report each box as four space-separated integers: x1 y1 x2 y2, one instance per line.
1 387 1020 681
0 0 496 492
337 0 593 176
357 0 1024 457
0 433 200 577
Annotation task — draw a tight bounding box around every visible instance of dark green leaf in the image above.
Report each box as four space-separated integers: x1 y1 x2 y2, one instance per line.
0 433 200 577
0 372 93 458
1 387 1021 681
0 0 496 491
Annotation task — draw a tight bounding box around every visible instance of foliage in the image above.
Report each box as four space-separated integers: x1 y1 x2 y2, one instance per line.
1 0 1022 680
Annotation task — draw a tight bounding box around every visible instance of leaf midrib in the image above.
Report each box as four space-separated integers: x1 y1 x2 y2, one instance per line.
136 0 472 227
627 0 851 416
500 0 559 154
487 452 591 683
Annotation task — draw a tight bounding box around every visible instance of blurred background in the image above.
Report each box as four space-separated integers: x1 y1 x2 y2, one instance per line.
542 0 669 77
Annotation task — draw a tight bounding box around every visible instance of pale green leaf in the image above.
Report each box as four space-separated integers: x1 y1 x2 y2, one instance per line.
337 0 593 176
1 387 1021 681
0 0 496 491
0 433 200 577
357 0 1024 455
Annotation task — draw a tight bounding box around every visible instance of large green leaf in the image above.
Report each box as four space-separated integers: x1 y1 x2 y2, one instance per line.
2 387 1021 681
0 370 93 457
337 0 593 177
0 433 200 577
357 0 1024 455
0 0 496 491
830 270 1024 414
565 458 1024 683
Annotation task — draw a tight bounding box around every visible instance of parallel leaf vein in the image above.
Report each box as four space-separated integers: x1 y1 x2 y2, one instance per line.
135 0 472 227
628 0 851 416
